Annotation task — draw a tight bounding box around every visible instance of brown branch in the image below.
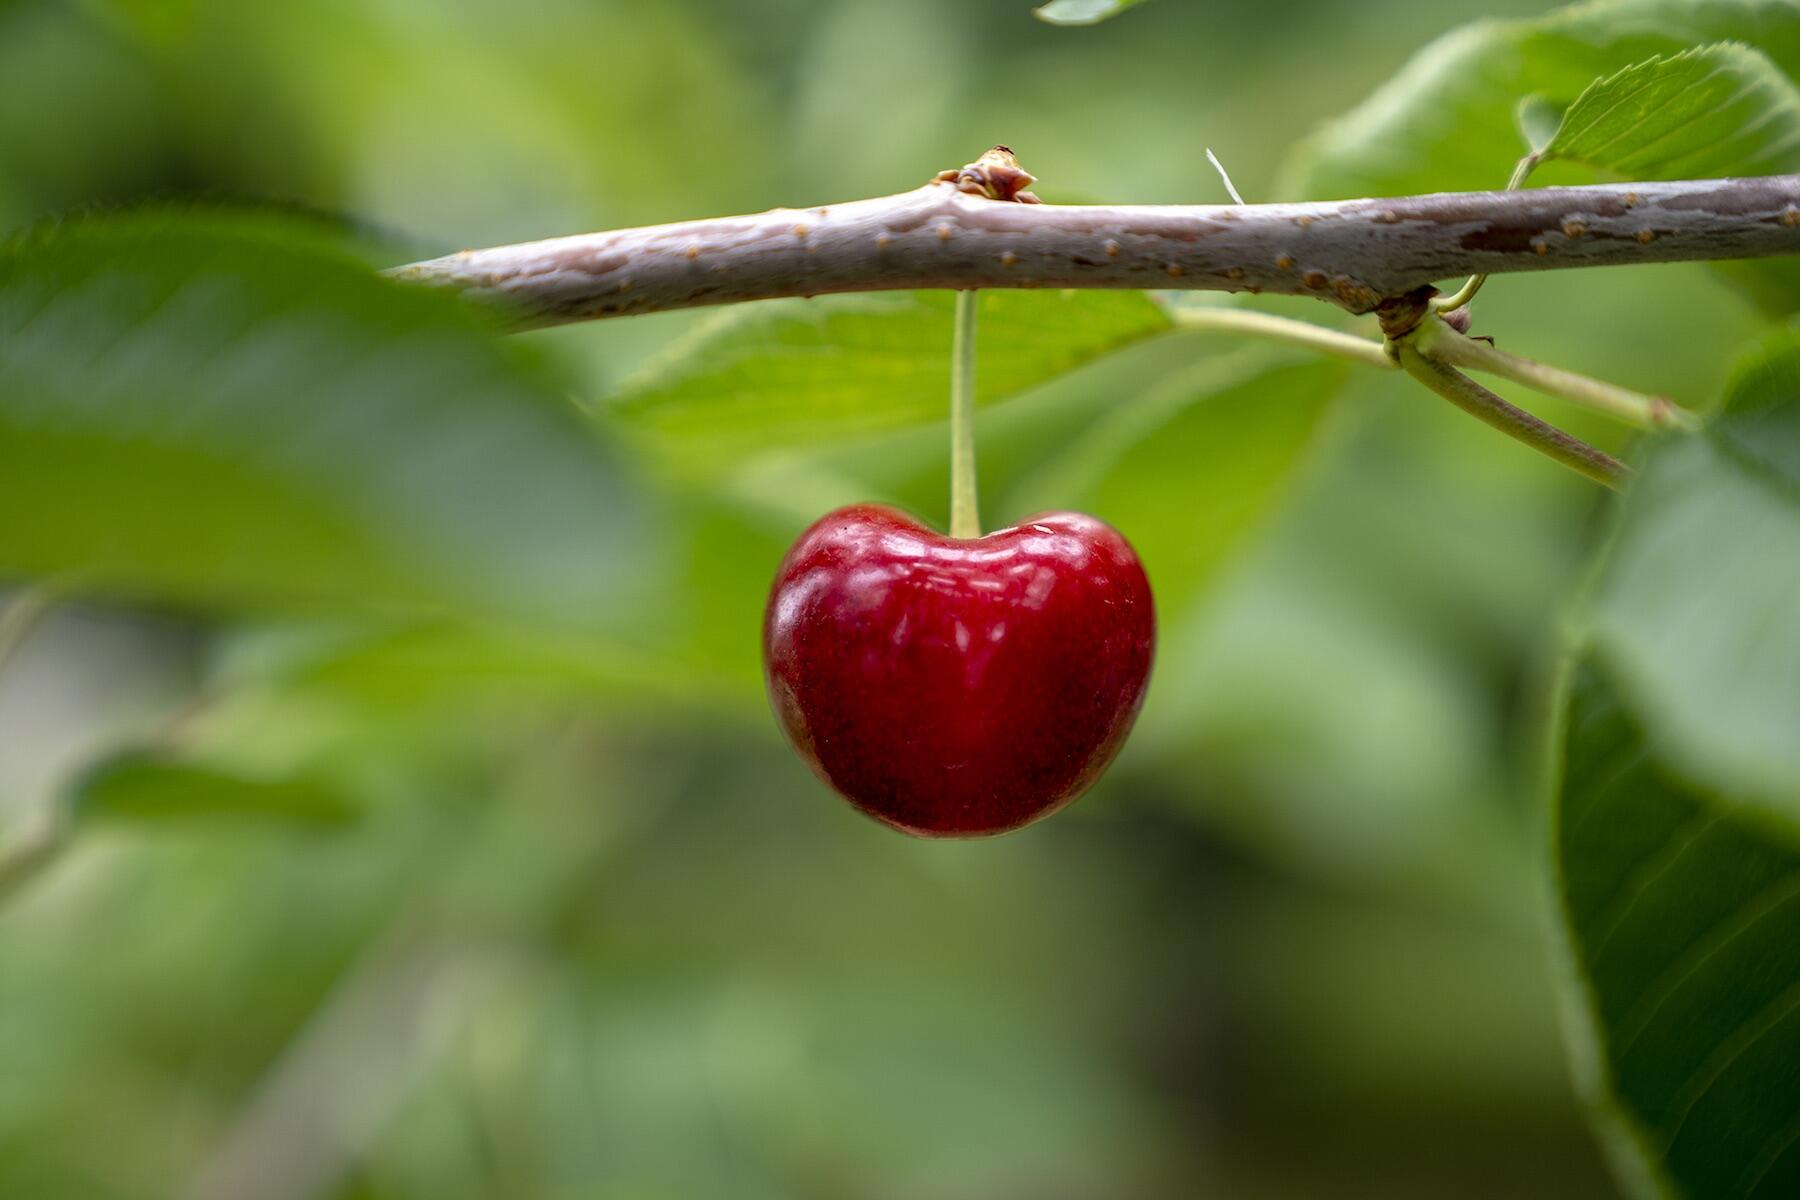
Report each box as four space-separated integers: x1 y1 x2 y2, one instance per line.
391 171 1800 329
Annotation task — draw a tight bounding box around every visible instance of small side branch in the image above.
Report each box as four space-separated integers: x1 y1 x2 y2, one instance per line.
1416 319 1700 431
1395 345 1629 489
393 172 1800 328
1171 307 1394 369
1168 306 1657 487
1433 150 1542 314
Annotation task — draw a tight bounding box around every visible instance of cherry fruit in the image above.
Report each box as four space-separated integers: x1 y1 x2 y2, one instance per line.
763 504 1155 837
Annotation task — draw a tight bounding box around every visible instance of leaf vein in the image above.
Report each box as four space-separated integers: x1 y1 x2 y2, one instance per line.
1615 872 1800 1058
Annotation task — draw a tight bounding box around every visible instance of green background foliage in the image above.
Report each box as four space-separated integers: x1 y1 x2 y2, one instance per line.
1550 312 1800 1199
0 1 1795 1197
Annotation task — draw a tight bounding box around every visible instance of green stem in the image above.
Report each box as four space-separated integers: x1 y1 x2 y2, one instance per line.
1416 319 1700 432
949 289 981 539
1395 343 1627 489
1166 304 1676 482
1171 306 1394 370
1434 152 1541 314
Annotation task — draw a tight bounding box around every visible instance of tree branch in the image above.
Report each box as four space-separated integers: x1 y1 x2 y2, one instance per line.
393 172 1800 329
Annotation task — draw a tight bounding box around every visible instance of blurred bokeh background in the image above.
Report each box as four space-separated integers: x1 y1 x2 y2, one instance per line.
0 1 1777 1196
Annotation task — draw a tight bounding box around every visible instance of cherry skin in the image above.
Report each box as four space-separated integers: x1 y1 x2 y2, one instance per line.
763 504 1155 837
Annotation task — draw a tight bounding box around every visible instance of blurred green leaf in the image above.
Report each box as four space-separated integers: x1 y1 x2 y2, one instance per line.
604 290 1172 460
1550 659 1800 1200
1283 0 1800 308
0 210 650 627
1540 44 1800 178
68 752 356 827
1034 0 1152 26
715 329 1226 529
231 616 728 724
1007 346 1342 611
0 2 175 232
1290 0 1800 197
1589 319 1800 819
1551 320 1800 1197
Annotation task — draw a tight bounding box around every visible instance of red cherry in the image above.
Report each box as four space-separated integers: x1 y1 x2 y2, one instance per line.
763 504 1155 837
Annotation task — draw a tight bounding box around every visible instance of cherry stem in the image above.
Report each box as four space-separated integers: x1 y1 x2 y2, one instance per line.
1394 343 1628 489
1173 305 1692 482
949 289 981 539
1414 317 1700 432
1171 306 1393 369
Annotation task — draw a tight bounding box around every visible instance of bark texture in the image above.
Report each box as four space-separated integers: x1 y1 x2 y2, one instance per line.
393 174 1800 327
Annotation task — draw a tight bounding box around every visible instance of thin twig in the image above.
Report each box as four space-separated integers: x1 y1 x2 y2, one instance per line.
392 171 1800 329
1433 151 1542 314
1416 318 1700 431
1170 306 1665 485
1395 344 1628 489
1171 306 1394 369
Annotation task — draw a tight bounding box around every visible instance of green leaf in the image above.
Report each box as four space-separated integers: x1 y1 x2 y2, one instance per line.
0 210 649 627
1283 0 1800 308
1006 345 1342 611
228 617 716 719
1551 322 1800 1197
1541 44 1800 178
1588 319 1800 820
1550 659 1800 1200
67 752 357 828
1033 0 1152 26
603 290 1172 460
1291 1 1800 198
